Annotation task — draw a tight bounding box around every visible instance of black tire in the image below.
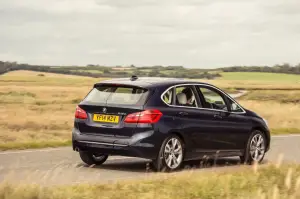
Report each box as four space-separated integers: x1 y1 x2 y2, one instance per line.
240 130 266 164
79 151 108 166
151 135 184 172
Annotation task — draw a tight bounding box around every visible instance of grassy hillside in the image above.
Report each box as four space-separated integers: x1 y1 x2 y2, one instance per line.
1 164 300 199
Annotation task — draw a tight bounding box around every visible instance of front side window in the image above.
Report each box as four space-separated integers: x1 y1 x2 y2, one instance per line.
198 87 227 111
175 86 198 107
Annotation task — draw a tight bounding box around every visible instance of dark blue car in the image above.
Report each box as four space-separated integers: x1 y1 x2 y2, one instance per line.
72 76 270 171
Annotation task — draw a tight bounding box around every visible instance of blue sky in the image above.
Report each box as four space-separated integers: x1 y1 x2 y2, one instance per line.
0 0 299 68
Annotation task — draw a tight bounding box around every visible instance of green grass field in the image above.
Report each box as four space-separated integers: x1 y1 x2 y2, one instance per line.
220 72 300 82
203 72 300 90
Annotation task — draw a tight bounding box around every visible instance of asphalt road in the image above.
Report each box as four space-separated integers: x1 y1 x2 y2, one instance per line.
0 135 300 185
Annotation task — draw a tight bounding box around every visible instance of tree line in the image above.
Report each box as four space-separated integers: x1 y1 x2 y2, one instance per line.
0 61 221 79
219 63 300 74
1 61 300 79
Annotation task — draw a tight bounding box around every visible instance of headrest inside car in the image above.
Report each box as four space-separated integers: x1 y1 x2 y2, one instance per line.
177 93 187 105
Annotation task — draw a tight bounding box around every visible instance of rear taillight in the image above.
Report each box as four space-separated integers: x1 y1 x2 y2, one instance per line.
124 109 162 124
75 106 88 119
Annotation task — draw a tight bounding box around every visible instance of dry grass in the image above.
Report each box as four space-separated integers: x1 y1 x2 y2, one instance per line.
0 70 105 86
1 164 300 199
240 100 300 134
239 90 300 103
0 71 95 149
0 70 300 149
0 95 80 149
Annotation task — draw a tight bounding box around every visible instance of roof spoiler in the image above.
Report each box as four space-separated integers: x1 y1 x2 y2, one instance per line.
130 75 138 81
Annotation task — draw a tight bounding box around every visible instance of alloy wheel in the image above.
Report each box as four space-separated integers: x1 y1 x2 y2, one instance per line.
164 137 183 169
249 134 265 162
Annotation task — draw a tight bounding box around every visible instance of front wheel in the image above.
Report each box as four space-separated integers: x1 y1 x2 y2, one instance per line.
79 151 108 166
240 130 266 164
152 135 184 172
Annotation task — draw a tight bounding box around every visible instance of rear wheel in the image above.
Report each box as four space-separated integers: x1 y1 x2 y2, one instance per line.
240 130 266 164
79 151 108 166
152 135 184 172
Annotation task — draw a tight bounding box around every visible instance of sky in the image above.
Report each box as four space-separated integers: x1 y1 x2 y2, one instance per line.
0 0 299 68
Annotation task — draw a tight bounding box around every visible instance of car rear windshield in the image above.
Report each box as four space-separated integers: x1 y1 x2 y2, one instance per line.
83 85 149 106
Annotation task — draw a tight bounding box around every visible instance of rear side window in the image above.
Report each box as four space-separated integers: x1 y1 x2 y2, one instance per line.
83 85 149 105
175 86 198 107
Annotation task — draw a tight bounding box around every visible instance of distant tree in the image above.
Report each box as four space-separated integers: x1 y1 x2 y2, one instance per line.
219 63 300 75
148 69 160 77
116 71 127 75
103 69 110 74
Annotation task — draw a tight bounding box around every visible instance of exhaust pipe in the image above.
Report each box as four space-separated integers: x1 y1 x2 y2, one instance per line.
74 147 80 152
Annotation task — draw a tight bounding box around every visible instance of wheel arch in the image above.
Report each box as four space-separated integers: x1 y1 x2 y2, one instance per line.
168 131 185 145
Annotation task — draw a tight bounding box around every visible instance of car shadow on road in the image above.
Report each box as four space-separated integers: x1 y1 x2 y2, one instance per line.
81 157 269 173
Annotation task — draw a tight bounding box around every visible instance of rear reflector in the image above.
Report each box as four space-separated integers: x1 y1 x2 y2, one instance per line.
75 106 88 119
124 109 162 124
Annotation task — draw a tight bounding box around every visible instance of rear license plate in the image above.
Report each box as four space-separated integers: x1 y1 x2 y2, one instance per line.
93 114 119 123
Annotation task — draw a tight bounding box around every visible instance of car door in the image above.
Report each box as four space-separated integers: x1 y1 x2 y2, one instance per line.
170 85 203 154
222 96 252 149
170 85 224 159
195 85 251 151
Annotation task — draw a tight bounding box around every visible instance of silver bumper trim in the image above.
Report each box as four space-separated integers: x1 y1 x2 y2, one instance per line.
78 141 127 147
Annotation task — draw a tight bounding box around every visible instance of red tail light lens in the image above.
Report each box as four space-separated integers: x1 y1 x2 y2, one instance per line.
75 106 88 119
124 109 162 124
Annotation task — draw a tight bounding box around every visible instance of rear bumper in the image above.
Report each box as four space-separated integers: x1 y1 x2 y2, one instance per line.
72 128 159 160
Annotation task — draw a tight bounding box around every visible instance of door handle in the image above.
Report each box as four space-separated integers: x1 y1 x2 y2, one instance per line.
179 112 188 116
214 114 223 119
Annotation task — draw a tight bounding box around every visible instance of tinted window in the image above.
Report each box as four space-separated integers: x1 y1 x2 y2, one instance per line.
83 85 149 105
175 86 198 107
198 87 227 111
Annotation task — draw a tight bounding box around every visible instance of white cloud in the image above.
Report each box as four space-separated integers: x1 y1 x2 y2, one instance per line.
0 0 299 68
89 49 116 54
1 0 115 13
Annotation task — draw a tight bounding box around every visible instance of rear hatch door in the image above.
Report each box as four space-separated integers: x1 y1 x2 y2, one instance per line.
76 84 151 138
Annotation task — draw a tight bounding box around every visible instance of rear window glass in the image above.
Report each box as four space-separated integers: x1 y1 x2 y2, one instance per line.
83 85 149 105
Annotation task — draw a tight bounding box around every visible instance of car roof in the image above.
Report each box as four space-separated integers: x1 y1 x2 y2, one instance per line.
95 76 211 89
